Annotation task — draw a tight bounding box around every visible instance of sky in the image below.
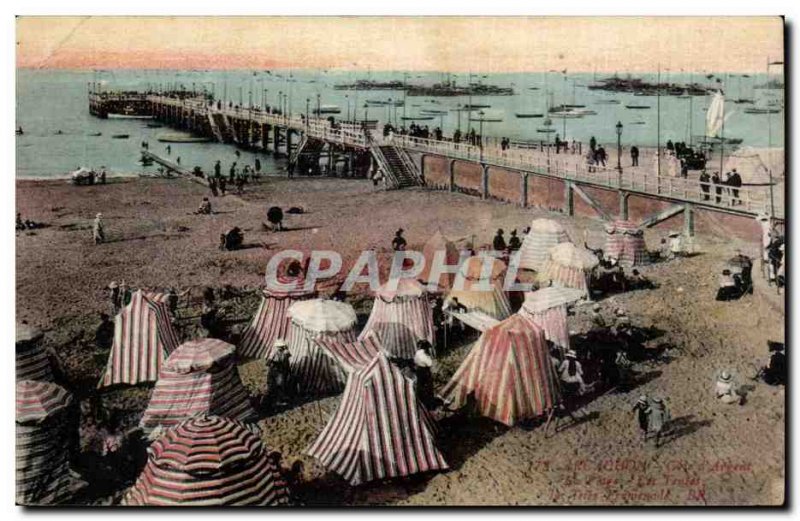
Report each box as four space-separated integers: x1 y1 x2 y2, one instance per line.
16 16 784 73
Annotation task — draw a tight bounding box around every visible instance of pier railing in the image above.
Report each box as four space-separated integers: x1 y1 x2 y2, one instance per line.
387 134 784 219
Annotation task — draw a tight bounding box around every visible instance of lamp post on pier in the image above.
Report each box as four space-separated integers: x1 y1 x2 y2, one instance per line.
306 98 310 130
478 110 485 163
616 121 623 187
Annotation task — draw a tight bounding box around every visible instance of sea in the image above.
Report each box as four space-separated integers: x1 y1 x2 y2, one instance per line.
16 68 785 179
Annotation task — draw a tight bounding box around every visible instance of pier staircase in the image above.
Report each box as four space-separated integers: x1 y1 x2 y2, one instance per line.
289 134 326 170
221 113 239 144
207 112 226 143
210 112 234 143
371 145 424 189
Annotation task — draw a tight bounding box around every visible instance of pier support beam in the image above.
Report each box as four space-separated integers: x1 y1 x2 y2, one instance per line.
272 126 280 155
449 159 457 192
521 173 528 208
619 191 630 220
564 181 575 216
638 203 685 229
571 182 611 221
684 203 695 237
286 130 294 158
481 164 489 200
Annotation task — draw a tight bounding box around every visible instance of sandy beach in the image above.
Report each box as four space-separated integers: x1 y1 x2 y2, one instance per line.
15 173 784 506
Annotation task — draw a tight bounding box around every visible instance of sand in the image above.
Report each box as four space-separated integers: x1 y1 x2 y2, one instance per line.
15 173 784 506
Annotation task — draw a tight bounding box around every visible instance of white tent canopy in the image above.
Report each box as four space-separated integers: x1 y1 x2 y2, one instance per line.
288 299 358 333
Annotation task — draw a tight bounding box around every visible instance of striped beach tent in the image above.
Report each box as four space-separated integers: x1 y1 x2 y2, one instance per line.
306 353 448 486
519 287 584 354
603 220 650 267
286 299 358 395
238 274 317 360
140 338 257 435
315 331 384 374
16 322 55 382
447 255 512 320
420 229 462 292
517 218 572 271
98 290 181 388
441 314 560 427
16 380 75 505
539 243 599 299
124 416 289 506
359 279 435 360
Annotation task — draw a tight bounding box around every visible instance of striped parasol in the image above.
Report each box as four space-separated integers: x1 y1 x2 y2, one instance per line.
124 416 289 506
447 256 512 320
420 229 461 292
603 220 649 267
16 322 55 383
539 243 599 298
140 339 256 435
16 380 75 505
517 218 572 271
359 279 435 359
238 280 317 360
441 314 560 426
306 354 448 486
315 331 384 374
286 299 359 395
98 290 180 388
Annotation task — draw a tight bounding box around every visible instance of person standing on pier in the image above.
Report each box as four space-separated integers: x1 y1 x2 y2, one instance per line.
631 146 639 167
597 146 608 167
229 162 237 183
589 136 597 153
699 170 711 200
555 134 562 154
729 169 742 205
93 213 105 245
712 171 722 203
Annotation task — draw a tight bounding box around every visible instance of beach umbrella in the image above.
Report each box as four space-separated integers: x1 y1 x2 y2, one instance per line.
441 314 559 427
124 416 289 506
359 278 435 359
16 322 55 382
447 255 512 320
306 354 448 486
539 243 599 299
286 299 359 395
16 380 75 505
517 218 572 271
140 339 256 435
239 273 317 360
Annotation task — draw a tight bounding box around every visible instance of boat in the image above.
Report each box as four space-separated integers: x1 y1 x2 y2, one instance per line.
111 134 130 139
625 104 651 109
313 105 342 115
537 117 555 133
146 123 163 128
630 121 647 125
401 116 435 121
596 99 621 104
733 98 754 104
88 132 102 137
157 132 212 143
549 111 583 119
563 104 586 108
107 113 153 120
515 113 544 118
420 109 448 115
743 107 781 114
528 87 540 90
469 109 504 123
70 167 96 185
462 104 491 110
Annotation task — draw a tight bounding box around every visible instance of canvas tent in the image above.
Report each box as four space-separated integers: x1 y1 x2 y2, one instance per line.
315 331 384 374
517 218 571 271
238 274 317 360
359 278 435 359
16 322 55 382
447 255 512 320
286 299 359 395
16 380 76 505
140 338 256 435
306 353 448 486
420 229 461 292
441 314 560 426
124 415 289 506
603 220 650 267
98 290 181 388
519 287 584 354
539 243 599 299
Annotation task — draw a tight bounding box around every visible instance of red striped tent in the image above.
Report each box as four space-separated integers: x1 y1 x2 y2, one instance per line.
124 415 289 506
359 279 435 360
539 243 599 299
315 331 384 374
16 380 75 505
520 287 584 354
306 353 448 486
98 290 181 388
16 322 55 382
447 255 512 320
420 229 461 292
238 275 317 360
286 299 358 395
518 218 572 271
603 220 650 267
440 314 560 427
140 338 257 435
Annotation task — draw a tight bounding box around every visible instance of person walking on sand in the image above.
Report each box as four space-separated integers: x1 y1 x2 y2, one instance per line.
414 340 436 409
108 281 120 314
214 160 222 178
93 213 105 244
229 162 237 183
715 371 743 405
492 228 507 253
648 397 670 447
392 228 407 251
508 229 522 251
208 176 218 197
219 176 227 196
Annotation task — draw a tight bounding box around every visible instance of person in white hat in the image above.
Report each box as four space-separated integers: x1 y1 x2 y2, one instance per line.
93 212 105 244
648 397 671 447
108 281 120 313
715 371 742 405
